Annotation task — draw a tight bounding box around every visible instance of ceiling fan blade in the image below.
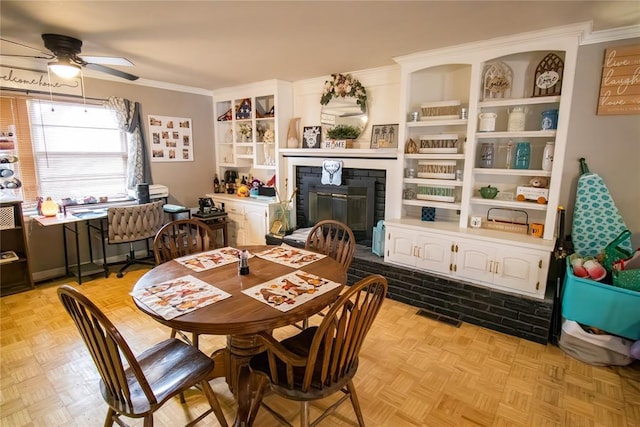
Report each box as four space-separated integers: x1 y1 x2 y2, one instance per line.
0 37 54 58
0 53 54 60
84 63 139 81
79 55 133 67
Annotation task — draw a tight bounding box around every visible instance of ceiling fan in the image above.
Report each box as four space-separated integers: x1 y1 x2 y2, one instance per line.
0 33 139 81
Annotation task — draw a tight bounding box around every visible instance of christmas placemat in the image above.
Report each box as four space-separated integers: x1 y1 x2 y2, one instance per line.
174 247 252 272
255 244 326 269
242 270 340 312
131 275 231 320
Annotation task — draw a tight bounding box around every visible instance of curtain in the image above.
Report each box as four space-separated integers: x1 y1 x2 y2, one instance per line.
104 97 152 190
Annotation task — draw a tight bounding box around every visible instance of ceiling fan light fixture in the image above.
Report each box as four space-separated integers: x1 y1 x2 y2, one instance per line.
48 57 80 79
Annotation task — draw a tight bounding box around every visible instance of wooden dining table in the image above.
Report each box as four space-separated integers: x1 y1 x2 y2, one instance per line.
131 245 347 427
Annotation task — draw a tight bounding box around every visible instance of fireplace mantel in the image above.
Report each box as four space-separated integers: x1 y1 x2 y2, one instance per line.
283 150 404 223
280 148 397 159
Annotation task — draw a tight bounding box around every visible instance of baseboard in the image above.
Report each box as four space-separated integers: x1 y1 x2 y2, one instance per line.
32 250 151 283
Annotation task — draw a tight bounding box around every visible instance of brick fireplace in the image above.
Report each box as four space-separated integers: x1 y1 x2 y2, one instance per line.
295 166 386 245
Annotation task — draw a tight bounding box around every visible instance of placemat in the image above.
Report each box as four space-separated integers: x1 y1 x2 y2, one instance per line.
242 270 340 312
131 275 231 320
255 244 326 269
174 247 252 272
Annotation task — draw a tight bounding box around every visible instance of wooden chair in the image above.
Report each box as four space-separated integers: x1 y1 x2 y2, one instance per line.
248 274 388 427
153 218 218 348
301 220 356 329
57 285 228 427
305 220 356 272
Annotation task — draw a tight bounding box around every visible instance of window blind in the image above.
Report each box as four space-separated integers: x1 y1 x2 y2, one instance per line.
27 99 128 202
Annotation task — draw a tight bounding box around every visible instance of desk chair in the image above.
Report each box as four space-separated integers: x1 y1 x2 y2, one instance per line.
107 200 164 278
248 274 388 427
153 218 218 348
58 285 228 427
301 220 356 329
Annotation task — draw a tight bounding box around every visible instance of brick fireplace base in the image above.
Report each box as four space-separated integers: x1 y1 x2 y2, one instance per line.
349 246 554 344
266 235 555 344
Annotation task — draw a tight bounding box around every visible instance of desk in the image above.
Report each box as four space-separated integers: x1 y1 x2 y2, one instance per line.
33 212 110 284
131 245 346 427
33 198 166 284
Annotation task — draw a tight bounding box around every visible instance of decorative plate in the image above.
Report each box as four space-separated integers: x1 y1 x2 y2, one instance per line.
536 71 560 89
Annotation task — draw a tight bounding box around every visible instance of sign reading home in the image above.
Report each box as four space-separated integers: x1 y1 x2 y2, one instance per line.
597 44 640 115
0 66 83 97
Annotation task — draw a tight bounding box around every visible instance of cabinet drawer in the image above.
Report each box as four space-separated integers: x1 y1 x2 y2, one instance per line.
225 203 245 216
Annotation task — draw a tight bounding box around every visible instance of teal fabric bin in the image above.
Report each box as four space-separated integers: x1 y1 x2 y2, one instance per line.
562 258 640 340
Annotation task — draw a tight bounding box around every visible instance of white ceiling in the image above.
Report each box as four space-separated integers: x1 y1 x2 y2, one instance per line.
1 1 639 92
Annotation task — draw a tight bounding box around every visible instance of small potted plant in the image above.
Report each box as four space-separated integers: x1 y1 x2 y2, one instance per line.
325 124 360 148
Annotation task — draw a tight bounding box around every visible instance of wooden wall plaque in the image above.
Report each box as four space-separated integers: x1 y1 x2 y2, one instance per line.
597 44 640 115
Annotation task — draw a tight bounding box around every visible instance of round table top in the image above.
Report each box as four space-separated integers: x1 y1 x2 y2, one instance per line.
132 245 347 336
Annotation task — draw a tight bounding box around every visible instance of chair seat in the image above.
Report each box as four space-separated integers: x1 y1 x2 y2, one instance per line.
249 327 358 401
101 338 215 416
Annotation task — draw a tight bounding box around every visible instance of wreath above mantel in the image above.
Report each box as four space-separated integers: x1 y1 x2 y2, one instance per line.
320 73 367 113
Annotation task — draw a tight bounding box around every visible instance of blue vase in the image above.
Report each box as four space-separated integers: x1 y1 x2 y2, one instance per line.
514 142 531 169
541 109 558 130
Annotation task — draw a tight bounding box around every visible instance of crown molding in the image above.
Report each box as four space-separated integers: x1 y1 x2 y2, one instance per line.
581 24 640 45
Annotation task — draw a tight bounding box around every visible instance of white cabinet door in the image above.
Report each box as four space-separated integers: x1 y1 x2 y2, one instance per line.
457 238 545 296
223 201 245 246
386 226 417 266
493 249 544 295
415 234 453 275
244 205 267 245
456 240 495 283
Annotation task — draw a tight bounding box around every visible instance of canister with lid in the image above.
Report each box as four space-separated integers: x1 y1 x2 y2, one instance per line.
507 107 527 132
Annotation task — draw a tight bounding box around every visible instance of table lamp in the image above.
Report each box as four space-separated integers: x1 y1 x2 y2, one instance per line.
41 197 59 216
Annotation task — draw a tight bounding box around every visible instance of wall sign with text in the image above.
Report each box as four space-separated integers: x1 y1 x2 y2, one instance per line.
597 44 640 116
0 66 83 97
148 115 194 162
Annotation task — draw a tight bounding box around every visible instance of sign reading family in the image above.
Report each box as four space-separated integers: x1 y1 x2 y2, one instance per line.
0 66 83 97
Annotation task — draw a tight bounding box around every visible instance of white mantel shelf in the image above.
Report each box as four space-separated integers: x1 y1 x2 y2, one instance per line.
280 148 398 159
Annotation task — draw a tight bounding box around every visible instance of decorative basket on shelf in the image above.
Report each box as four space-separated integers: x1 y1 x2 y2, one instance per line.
419 134 458 153
417 160 457 179
416 185 455 202
420 100 461 120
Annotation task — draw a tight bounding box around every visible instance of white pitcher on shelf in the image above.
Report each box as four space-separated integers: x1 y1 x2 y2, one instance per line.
478 112 497 132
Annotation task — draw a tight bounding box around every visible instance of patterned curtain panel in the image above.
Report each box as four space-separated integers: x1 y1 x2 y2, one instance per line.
104 97 153 190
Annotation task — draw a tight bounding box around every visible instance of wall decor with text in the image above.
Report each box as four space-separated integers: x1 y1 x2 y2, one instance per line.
597 43 640 116
0 66 83 97
148 115 193 162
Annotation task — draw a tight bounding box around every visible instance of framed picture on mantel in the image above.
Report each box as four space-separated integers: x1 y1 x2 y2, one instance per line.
302 126 321 149
370 124 398 149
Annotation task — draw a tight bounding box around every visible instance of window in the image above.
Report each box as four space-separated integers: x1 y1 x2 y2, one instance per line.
27 99 128 202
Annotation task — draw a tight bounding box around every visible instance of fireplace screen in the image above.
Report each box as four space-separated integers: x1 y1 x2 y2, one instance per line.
309 190 368 232
303 177 375 241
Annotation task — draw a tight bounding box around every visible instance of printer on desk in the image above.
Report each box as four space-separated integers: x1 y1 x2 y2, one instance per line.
133 184 169 203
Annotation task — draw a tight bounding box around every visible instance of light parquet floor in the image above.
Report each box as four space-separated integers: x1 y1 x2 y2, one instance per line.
1 268 639 427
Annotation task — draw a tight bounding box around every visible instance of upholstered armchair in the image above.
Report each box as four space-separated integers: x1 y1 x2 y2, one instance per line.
107 200 165 278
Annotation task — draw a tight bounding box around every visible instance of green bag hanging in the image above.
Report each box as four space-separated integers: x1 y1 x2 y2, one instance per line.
602 230 633 272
